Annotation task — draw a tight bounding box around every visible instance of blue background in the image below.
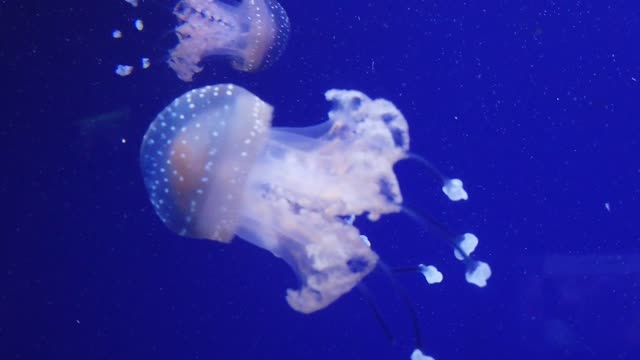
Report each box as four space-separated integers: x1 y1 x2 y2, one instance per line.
3 0 640 359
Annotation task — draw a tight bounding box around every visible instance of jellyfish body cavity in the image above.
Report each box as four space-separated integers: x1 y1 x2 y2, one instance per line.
140 84 410 313
168 0 290 81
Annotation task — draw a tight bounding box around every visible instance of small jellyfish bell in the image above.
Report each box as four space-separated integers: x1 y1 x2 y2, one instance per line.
168 0 290 81
140 83 490 358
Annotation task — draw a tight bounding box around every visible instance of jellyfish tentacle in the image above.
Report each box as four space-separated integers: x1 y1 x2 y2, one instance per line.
356 283 396 344
392 266 422 273
376 261 425 356
393 264 443 285
406 153 468 201
401 207 468 258
401 207 492 287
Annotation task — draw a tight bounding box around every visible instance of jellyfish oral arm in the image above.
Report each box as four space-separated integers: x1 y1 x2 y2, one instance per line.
231 88 412 313
236 202 379 314
234 155 386 313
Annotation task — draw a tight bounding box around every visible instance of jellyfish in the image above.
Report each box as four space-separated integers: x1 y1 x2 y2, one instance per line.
140 83 406 312
140 84 491 358
167 0 290 81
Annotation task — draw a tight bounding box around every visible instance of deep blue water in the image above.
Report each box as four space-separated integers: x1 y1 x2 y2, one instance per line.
3 0 640 359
